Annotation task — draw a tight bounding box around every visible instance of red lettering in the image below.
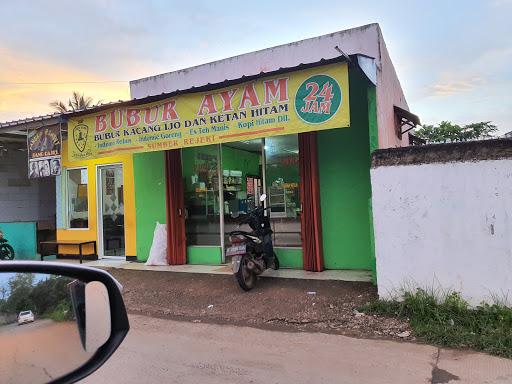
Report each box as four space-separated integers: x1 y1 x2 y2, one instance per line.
110 109 123 130
95 114 107 132
318 82 334 102
264 78 288 104
126 108 141 127
304 82 319 102
238 83 260 109
144 106 159 125
161 100 179 121
197 94 218 116
320 101 331 114
219 89 237 112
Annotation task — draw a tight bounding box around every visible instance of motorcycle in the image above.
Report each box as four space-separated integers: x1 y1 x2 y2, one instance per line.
0 231 15 260
228 194 279 291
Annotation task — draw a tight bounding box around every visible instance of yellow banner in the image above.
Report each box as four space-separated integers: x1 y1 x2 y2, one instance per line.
68 63 350 161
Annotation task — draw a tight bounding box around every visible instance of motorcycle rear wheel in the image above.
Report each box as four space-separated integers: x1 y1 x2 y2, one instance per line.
0 244 15 260
235 254 256 291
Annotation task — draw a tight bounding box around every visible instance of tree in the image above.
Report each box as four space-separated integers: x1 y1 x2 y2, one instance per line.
414 121 497 144
1 274 74 320
4 273 35 314
30 275 71 315
50 91 95 113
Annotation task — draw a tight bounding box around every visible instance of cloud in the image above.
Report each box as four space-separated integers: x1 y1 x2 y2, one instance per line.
427 77 486 97
0 46 129 123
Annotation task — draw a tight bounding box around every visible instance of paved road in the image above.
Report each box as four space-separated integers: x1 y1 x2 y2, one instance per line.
83 315 512 384
0 319 93 384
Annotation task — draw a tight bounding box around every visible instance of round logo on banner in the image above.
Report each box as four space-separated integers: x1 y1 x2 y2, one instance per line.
294 74 342 124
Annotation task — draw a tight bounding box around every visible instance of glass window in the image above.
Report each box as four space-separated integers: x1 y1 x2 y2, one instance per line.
221 139 263 242
265 135 302 247
67 168 89 229
182 145 220 245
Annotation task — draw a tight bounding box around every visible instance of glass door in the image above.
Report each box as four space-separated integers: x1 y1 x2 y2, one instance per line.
182 145 221 246
98 165 125 258
221 139 264 251
264 134 302 247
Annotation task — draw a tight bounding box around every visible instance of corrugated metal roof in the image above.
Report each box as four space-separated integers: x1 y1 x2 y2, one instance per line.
0 112 63 129
0 100 127 130
130 23 380 99
61 56 355 119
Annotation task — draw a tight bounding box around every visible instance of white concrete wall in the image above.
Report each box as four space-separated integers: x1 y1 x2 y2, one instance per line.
129 23 409 150
371 160 512 305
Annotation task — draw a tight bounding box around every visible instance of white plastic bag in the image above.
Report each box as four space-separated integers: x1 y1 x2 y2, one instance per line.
145 221 168 266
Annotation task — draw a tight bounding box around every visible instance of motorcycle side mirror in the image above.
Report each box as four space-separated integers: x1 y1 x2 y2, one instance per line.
259 194 267 202
0 262 129 384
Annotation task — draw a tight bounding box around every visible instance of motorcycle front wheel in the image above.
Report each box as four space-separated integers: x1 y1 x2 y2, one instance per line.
235 254 256 291
0 244 15 260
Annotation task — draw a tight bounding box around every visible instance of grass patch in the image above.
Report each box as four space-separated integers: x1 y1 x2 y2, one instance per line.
362 289 512 358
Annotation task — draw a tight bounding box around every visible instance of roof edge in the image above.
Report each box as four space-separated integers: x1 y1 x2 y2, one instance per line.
130 23 380 85
66 56 357 119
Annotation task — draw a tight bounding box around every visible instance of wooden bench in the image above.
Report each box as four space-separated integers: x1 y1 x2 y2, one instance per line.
40 240 97 264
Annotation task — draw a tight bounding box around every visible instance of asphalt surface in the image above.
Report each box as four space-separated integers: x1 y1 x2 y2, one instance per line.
0 319 93 384
83 314 512 384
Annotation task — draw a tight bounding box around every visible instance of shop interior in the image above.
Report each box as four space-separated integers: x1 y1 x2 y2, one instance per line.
182 134 302 259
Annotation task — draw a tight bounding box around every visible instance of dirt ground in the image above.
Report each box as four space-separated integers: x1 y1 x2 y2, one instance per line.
107 269 412 341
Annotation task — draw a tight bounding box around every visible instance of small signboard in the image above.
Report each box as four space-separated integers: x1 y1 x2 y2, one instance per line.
27 125 62 179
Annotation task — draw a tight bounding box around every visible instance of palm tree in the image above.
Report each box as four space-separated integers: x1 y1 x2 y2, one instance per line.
50 91 96 113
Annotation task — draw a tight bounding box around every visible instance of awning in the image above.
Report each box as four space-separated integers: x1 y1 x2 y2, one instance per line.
394 105 420 139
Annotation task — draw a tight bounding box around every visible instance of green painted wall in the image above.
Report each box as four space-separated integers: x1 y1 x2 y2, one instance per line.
368 86 379 153
133 151 167 262
275 247 303 269
131 71 377 270
317 69 374 270
187 246 222 264
367 85 378 282
0 222 37 260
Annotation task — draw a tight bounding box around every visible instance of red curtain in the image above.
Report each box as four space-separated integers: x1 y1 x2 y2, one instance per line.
299 132 324 272
165 149 187 265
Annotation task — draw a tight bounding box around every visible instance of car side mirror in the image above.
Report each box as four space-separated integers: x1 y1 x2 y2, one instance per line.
0 261 129 384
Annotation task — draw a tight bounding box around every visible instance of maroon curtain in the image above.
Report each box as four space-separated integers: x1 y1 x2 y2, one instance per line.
299 132 324 272
165 149 187 265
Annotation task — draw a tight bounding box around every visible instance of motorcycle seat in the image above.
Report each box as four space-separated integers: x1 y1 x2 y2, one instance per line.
229 231 261 243
229 230 253 236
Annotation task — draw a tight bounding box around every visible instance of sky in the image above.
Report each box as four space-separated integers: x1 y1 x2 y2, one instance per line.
0 0 511 133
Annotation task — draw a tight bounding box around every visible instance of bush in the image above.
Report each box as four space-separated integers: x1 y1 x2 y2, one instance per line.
47 300 73 322
363 289 512 358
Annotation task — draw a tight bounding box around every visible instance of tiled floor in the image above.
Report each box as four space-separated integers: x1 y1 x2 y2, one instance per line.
66 258 373 282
